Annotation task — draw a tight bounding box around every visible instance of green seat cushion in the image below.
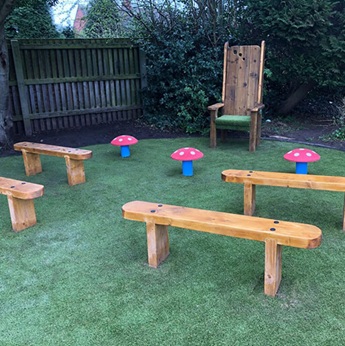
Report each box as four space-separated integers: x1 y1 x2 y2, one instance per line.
215 115 251 130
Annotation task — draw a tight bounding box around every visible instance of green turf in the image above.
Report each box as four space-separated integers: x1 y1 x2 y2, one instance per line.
1 138 345 345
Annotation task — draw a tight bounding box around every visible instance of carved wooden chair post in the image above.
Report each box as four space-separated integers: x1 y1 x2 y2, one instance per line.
209 41 266 152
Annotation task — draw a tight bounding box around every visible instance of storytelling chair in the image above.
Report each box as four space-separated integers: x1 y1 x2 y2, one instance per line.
209 41 265 152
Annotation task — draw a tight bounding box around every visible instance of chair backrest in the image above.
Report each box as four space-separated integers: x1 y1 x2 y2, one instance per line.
222 41 265 116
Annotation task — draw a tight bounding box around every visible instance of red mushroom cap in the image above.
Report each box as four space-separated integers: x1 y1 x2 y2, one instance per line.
171 147 204 161
111 135 138 146
284 148 320 163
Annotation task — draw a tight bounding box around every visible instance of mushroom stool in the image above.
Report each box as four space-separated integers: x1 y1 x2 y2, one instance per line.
171 147 204 176
284 148 320 174
111 135 138 158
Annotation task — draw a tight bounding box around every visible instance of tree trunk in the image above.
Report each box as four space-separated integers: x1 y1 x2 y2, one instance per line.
277 82 315 116
0 23 12 147
0 0 16 148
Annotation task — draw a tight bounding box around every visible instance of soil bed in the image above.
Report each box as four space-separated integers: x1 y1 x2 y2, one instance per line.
1 120 195 157
1 115 344 157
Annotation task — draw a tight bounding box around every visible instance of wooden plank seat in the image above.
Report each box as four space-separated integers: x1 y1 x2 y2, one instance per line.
222 169 345 230
14 142 92 186
0 177 44 232
122 201 322 297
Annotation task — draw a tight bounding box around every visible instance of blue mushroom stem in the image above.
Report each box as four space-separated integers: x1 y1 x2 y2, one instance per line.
295 162 308 174
182 161 193 176
121 145 130 158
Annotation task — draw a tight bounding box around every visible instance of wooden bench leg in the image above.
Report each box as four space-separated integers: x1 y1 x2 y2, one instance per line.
146 220 169 268
22 150 42 176
244 183 256 215
264 239 282 297
7 196 37 232
65 156 86 186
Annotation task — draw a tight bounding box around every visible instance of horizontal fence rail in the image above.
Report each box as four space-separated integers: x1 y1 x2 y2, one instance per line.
8 39 147 135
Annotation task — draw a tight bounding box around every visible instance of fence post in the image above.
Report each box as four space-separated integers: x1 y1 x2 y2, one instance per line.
139 48 147 115
11 40 32 136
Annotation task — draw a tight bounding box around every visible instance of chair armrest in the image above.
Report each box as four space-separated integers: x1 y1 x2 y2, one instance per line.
208 103 224 111
248 104 265 112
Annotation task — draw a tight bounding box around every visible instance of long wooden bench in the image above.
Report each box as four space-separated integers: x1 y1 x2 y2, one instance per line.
0 177 44 232
222 169 345 230
14 142 92 186
122 201 322 297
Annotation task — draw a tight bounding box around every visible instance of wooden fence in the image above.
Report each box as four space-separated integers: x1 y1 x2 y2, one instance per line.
8 38 147 136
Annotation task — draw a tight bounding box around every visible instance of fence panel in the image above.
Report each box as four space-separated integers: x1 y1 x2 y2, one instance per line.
8 38 145 136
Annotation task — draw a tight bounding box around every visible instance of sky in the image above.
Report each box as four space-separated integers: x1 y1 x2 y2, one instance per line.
52 0 89 28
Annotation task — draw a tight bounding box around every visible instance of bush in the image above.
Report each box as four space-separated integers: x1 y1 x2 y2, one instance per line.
237 0 345 115
138 27 225 133
122 0 237 133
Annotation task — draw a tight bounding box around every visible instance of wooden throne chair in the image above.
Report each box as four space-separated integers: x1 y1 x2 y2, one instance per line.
209 41 265 151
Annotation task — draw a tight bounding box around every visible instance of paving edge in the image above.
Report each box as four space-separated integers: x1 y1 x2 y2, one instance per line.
262 137 345 152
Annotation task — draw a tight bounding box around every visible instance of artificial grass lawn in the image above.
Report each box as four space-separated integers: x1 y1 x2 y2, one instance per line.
1 137 345 345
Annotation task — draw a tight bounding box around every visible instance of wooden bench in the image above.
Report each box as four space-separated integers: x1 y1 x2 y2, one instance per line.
14 142 92 186
222 169 345 230
0 177 44 232
122 201 322 297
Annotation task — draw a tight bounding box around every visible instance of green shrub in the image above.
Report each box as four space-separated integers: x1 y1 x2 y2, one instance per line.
123 0 237 133
138 28 225 133
238 0 345 115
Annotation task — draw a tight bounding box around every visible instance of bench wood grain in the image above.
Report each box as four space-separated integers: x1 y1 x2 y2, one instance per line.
122 201 322 297
222 169 345 230
14 142 92 186
0 177 44 232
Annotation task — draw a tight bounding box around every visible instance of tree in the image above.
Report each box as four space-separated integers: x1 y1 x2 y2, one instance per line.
5 2 60 39
84 0 125 38
238 0 345 115
0 0 58 147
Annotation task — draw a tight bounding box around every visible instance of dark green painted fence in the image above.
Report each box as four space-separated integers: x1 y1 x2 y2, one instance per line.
8 38 147 136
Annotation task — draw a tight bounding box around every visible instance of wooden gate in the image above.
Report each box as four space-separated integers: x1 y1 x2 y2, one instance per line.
8 38 147 136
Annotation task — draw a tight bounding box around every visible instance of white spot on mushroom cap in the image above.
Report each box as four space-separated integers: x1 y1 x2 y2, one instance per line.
179 152 184 156
191 151 195 155
288 151 292 154
119 139 123 142
128 138 132 141
184 147 189 149
294 153 300 157
306 153 312 156
299 148 305 150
